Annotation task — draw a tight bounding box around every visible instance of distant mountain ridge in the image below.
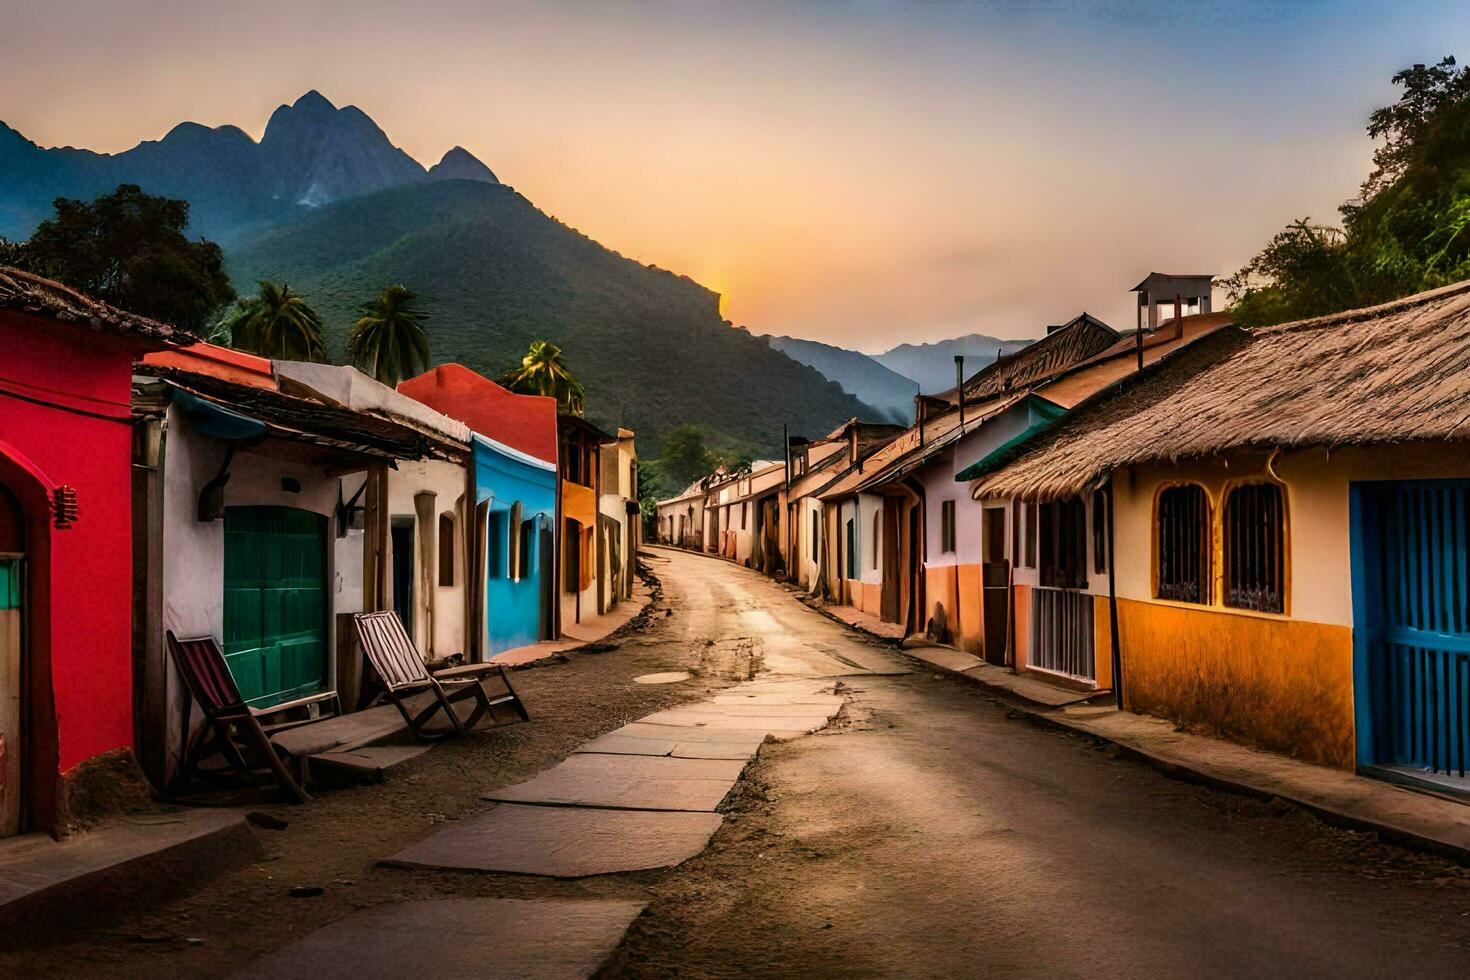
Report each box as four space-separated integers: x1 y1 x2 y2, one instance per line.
873 333 1033 394
0 90 876 453
763 334 917 424
0 91 497 240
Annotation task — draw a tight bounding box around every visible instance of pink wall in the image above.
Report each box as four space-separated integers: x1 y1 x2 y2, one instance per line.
0 312 149 775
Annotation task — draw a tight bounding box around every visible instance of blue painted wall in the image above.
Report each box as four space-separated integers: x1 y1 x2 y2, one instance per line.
473 435 558 656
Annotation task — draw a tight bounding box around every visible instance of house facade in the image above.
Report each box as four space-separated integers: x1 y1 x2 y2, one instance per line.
971 282 1470 789
132 345 469 783
0 269 195 836
398 365 559 657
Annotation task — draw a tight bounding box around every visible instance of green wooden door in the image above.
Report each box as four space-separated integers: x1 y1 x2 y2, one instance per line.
223 506 328 708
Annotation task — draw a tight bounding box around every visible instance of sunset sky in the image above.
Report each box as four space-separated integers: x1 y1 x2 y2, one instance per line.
4 1 1466 349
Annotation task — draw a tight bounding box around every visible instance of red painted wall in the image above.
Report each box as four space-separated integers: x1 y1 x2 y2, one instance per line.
399 364 559 464
0 311 151 775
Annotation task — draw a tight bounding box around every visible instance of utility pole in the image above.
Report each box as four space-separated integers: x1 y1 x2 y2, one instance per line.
954 354 966 430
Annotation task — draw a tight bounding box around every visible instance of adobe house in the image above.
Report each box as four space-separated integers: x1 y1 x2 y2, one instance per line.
131 346 467 785
0 268 197 836
399 365 560 657
971 281 1470 786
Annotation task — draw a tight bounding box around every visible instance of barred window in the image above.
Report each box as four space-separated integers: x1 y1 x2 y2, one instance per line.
1157 485 1208 603
1225 483 1285 613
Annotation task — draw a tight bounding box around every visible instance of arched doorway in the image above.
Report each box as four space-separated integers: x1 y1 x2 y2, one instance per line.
0 482 26 836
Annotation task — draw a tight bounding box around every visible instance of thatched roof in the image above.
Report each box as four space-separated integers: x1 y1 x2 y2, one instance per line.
970 280 1470 502
0 266 198 345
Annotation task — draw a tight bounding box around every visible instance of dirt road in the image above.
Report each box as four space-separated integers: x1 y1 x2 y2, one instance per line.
602 549 1470 978
7 547 1470 977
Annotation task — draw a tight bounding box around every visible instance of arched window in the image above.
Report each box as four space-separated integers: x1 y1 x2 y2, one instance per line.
1156 485 1208 603
438 512 455 587
1224 483 1286 613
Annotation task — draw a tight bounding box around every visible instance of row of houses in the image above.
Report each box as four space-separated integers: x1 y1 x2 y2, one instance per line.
0 267 638 837
658 271 1470 797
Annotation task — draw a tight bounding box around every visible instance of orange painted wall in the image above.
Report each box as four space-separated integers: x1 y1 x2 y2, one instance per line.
1012 584 1030 670
955 564 983 654
1091 595 1113 692
859 582 883 618
1116 597 1354 769
921 564 982 654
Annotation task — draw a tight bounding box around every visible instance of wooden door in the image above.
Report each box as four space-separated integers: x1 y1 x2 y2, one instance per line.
0 554 21 836
223 507 329 708
880 498 901 623
1355 481 1470 786
982 506 1010 666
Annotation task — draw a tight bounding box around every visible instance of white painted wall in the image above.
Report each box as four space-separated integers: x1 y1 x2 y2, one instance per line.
858 493 884 586
386 459 468 658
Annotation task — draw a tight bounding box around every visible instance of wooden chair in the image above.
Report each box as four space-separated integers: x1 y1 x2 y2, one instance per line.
354 611 529 740
165 631 336 804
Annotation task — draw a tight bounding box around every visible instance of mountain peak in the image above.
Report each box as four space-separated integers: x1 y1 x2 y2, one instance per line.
428 146 498 184
293 89 337 112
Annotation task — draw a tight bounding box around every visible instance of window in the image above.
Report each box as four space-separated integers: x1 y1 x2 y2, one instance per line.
1092 490 1108 575
1039 498 1087 589
1157 484 1209 603
845 518 857 579
520 517 537 579
438 513 456 587
872 510 881 569
811 519 819 561
1023 502 1038 568
1224 483 1285 613
487 510 507 579
940 500 957 554
742 502 748 529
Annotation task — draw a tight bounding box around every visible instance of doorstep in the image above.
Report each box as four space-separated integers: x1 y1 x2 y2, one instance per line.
898 641 1470 861
0 807 258 931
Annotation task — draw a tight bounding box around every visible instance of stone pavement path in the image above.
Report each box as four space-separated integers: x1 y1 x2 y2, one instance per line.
392 677 845 874
239 552 899 978
242 897 647 980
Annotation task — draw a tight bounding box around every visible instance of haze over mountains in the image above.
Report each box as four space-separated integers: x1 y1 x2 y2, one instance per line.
0 90 1038 453
0 91 883 453
764 332 1038 424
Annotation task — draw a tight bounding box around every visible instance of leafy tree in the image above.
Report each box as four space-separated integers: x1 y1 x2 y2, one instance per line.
0 237 24 268
658 424 714 487
348 284 431 387
217 281 326 361
1228 55 1470 326
1218 220 1361 327
18 184 233 329
501 340 586 415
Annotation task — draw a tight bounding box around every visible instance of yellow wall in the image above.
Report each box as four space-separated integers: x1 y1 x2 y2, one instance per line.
1101 444 1470 770
562 480 597 527
1116 597 1354 768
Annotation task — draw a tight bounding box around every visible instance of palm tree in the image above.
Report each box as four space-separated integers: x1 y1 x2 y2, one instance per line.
216 280 325 361
347 284 431 387
501 340 587 415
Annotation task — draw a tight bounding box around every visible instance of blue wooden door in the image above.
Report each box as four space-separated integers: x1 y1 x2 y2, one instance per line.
1353 481 1470 782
